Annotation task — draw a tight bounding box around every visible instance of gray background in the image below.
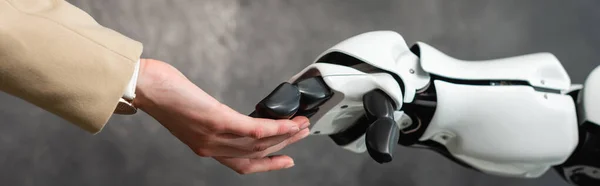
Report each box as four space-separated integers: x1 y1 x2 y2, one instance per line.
0 0 598 185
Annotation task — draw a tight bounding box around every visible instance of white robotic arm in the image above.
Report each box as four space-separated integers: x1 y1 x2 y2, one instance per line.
249 31 600 186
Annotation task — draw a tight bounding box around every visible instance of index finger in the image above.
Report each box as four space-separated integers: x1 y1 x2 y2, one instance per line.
224 115 309 139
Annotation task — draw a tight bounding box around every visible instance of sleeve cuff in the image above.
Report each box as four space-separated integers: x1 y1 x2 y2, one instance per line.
114 59 140 115
123 59 140 101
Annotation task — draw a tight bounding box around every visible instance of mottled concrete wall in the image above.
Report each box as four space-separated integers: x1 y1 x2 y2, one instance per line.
0 0 598 185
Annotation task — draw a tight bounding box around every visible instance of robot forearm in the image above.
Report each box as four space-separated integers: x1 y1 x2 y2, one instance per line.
249 31 600 186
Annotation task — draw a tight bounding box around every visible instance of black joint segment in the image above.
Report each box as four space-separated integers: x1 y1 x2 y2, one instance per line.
363 90 395 120
362 89 399 164
583 121 600 135
253 82 301 119
295 77 333 110
366 118 400 164
296 108 319 118
554 120 600 186
249 111 260 118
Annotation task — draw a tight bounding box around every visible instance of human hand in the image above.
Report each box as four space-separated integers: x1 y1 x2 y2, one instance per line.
132 59 311 174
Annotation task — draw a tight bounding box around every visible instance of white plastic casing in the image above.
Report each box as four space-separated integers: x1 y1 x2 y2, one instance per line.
420 81 579 178
314 31 431 103
582 66 600 125
415 43 579 178
414 42 572 91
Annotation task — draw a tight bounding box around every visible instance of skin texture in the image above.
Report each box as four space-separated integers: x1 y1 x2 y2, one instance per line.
132 59 311 174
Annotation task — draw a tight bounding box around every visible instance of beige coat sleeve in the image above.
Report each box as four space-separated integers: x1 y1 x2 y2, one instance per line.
0 0 143 133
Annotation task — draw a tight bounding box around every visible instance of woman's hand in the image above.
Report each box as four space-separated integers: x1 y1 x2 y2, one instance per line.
133 59 310 174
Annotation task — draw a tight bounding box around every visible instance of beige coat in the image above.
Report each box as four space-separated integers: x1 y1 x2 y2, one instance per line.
0 0 143 133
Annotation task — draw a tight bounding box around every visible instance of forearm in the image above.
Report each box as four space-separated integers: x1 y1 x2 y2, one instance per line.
0 0 143 133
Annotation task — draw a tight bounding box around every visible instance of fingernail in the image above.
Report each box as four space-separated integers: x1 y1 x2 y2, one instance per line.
290 126 300 133
285 162 295 169
301 121 310 129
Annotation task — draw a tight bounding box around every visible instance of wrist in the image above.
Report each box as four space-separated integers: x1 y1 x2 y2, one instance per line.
132 59 155 111
130 58 224 118
131 58 183 112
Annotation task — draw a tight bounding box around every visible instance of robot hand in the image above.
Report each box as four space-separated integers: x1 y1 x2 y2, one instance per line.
249 74 400 163
248 31 600 186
